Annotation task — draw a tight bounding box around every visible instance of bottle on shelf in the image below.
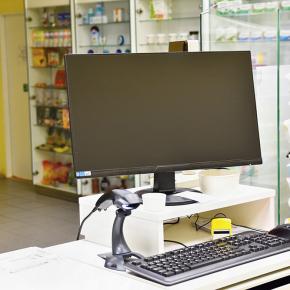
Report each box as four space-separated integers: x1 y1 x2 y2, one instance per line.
101 177 111 191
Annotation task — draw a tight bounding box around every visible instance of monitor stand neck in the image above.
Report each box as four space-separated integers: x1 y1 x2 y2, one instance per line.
137 172 199 206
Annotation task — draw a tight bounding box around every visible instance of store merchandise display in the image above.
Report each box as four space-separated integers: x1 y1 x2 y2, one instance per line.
42 160 75 186
26 4 77 194
145 31 198 45
149 0 173 20
135 0 200 52
31 29 72 48
215 0 290 16
75 1 131 54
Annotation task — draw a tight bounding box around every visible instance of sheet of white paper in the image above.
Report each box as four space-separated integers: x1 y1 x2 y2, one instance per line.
0 247 59 274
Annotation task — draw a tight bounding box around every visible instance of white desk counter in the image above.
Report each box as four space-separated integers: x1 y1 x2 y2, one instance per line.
0 240 289 290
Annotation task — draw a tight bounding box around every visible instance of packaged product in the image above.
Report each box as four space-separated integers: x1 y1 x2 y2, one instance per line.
238 31 250 41
225 26 238 41
47 49 60 66
265 1 279 12
253 3 266 13
54 70 66 88
32 48 47 67
281 1 290 10
264 30 276 40
149 0 172 19
113 8 125 22
62 109 70 129
42 160 55 185
55 162 71 183
215 27 225 42
236 4 252 14
250 31 263 41
280 30 290 41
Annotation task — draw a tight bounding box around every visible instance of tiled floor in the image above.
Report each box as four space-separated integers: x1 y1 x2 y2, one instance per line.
0 178 80 253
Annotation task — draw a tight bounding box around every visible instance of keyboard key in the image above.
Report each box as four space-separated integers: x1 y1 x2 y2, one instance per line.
132 261 141 266
163 271 175 277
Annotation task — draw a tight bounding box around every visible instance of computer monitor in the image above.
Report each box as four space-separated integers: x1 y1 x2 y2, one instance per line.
65 51 262 205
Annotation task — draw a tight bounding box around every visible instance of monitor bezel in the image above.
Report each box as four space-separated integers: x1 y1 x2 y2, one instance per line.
65 51 262 179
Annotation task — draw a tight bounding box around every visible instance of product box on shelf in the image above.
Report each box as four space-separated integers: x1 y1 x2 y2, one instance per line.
32 48 47 67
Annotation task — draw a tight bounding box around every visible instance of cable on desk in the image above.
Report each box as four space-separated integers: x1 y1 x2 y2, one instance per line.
164 218 180 225
76 206 98 240
194 213 227 231
187 214 198 220
164 240 188 248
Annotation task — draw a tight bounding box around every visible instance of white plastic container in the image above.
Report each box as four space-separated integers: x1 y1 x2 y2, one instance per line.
156 33 167 44
146 34 156 44
199 169 240 195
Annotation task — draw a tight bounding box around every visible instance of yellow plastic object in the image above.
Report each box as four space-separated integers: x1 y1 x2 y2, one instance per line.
211 218 232 236
285 218 290 224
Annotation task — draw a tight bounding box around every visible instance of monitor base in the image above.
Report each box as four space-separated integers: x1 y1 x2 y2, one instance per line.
166 193 198 206
137 187 199 206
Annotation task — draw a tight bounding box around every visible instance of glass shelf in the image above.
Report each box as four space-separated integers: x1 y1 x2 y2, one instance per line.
140 43 168 46
31 66 65 69
35 105 68 109
31 46 71 49
35 124 70 131
35 182 76 194
36 146 72 155
215 11 278 18
139 16 199 23
78 20 129 26
29 25 71 30
79 43 131 48
32 85 67 91
213 40 290 44
215 9 290 18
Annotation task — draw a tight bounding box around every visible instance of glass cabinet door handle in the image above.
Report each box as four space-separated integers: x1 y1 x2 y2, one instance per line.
32 171 39 176
136 8 143 15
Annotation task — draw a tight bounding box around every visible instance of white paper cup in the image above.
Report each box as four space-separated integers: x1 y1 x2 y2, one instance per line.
142 193 166 211
168 33 177 42
157 33 167 44
146 34 156 44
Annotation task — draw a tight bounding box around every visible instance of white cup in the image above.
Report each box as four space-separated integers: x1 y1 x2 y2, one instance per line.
168 33 177 42
157 33 167 44
142 193 166 212
146 34 156 44
178 32 188 41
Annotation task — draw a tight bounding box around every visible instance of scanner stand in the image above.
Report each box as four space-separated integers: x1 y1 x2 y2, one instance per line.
99 208 143 271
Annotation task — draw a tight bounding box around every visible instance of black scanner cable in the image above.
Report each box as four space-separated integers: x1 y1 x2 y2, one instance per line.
76 192 113 240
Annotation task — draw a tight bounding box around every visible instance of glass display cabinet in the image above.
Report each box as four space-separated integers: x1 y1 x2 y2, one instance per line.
72 0 136 192
25 0 78 199
279 8 290 223
73 0 132 54
201 0 290 223
134 0 201 53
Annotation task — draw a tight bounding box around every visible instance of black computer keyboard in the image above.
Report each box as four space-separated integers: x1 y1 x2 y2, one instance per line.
126 231 290 286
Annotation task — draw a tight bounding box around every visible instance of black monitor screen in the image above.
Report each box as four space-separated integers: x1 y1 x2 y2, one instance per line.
65 52 262 178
